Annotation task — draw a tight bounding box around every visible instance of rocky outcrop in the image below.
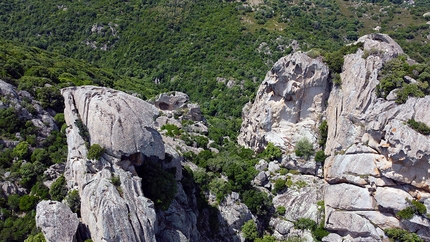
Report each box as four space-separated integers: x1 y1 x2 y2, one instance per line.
0 80 57 142
239 33 430 241
36 200 80 242
61 86 160 242
238 52 330 153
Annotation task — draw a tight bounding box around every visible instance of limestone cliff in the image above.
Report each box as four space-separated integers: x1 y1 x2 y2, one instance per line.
239 34 430 241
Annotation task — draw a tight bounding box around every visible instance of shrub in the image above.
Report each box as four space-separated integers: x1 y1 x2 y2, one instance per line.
259 142 282 160
294 218 317 231
318 120 328 148
397 206 415 220
161 124 181 137
66 190 81 215
411 200 427 215
295 138 314 160
75 119 90 144
314 150 326 163
13 142 31 160
111 176 121 187
384 228 423 242
241 220 258 241
407 119 430 135
19 195 38 211
50 175 67 201
276 206 286 215
24 232 46 242
87 144 105 160
273 178 287 194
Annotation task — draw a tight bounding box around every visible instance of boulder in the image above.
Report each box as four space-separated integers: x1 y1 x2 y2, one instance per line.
62 86 164 160
254 171 268 186
324 183 375 211
36 200 79 242
154 92 189 111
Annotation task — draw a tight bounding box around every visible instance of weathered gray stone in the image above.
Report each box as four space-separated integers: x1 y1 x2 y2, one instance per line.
238 52 330 153
373 187 413 211
154 92 189 111
254 171 268 186
273 175 324 222
62 86 159 242
325 209 381 240
62 86 164 161
218 192 253 231
36 200 79 242
325 183 375 211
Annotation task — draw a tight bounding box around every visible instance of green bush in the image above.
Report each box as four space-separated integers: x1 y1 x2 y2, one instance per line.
259 142 282 160
87 144 105 160
75 119 90 144
318 120 328 148
295 138 314 160
407 119 430 135
241 220 258 241
294 218 317 231
19 195 39 211
161 124 181 137
314 150 326 163
255 235 276 242
24 232 46 242
397 206 415 220
50 175 67 201
276 206 286 215
384 228 423 242
411 200 427 215
66 190 81 215
13 142 31 160
273 178 287 194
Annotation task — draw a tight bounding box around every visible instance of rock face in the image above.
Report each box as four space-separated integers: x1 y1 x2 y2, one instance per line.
238 52 330 153
239 34 430 241
36 200 80 242
61 86 160 242
58 86 238 242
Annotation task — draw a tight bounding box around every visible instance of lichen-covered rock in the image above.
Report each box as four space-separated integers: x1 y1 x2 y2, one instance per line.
238 52 330 152
36 200 79 242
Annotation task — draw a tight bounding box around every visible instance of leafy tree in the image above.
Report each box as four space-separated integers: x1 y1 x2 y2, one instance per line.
19 195 39 212
50 175 67 202
24 232 46 242
13 142 31 160
241 220 258 241
66 190 81 216
315 150 326 163
295 138 314 160
259 142 282 161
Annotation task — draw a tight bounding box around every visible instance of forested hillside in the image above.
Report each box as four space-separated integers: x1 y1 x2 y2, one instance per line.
0 0 430 241
1 0 429 118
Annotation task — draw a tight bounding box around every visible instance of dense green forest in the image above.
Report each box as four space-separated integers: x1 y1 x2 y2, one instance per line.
1 0 429 118
0 0 429 241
